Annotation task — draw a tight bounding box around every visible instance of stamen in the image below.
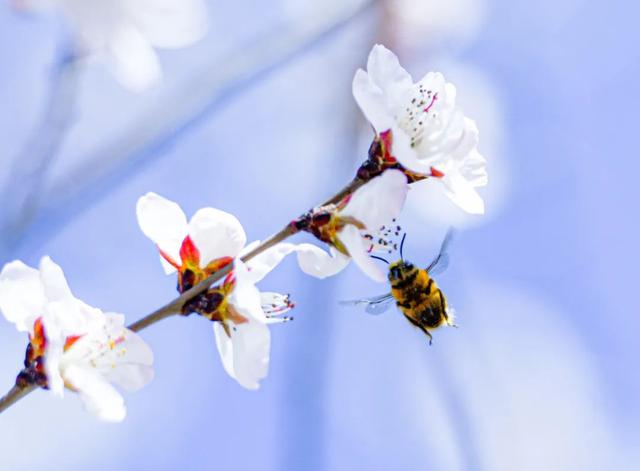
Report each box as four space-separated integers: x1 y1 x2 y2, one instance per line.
363 222 403 254
397 84 443 149
423 92 438 113
262 293 295 320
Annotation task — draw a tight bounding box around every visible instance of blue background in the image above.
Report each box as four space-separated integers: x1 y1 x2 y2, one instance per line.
0 0 637 469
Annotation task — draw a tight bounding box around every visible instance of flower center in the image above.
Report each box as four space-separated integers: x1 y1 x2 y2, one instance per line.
357 130 443 183
17 317 72 389
262 293 295 323
363 219 402 254
182 273 249 336
397 82 440 150
159 235 234 293
297 202 368 256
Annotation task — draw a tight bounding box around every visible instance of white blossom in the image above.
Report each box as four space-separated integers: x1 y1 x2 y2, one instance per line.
0 257 153 422
136 193 293 389
353 44 488 214
292 169 409 282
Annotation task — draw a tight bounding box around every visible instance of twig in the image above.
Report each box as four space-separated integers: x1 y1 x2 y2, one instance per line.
0 175 364 414
0 384 36 415
0 49 78 251
128 224 297 332
320 176 364 206
128 177 361 333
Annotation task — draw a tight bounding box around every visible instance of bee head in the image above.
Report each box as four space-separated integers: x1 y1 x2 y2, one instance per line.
388 260 414 282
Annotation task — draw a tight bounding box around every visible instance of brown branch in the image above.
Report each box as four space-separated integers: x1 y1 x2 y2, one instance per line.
127 176 365 334
320 176 364 206
0 384 36 415
0 175 365 415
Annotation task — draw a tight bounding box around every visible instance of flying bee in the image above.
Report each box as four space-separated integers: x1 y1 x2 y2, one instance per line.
343 230 456 345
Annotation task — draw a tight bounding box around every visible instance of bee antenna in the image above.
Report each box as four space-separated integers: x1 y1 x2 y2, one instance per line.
370 255 390 265
399 233 407 260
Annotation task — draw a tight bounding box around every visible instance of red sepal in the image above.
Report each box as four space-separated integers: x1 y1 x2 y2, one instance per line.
158 247 181 270
179 236 200 267
430 167 445 178
30 317 47 357
64 335 83 352
379 130 398 164
204 256 233 275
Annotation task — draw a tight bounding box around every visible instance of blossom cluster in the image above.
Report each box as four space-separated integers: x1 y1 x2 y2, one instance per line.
13 0 209 91
0 44 486 421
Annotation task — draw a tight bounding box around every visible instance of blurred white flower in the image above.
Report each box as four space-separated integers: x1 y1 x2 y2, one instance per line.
136 192 293 389
294 169 408 282
353 44 487 214
0 257 153 422
14 0 209 91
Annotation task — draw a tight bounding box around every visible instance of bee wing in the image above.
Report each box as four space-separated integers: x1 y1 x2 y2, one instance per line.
364 297 395 315
340 293 395 315
428 253 449 276
426 228 455 275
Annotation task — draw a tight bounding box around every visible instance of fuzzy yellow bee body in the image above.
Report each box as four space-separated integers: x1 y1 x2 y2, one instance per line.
342 230 455 345
388 260 453 343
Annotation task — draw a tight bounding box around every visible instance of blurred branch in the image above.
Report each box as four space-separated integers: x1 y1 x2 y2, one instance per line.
0 50 78 250
14 0 379 255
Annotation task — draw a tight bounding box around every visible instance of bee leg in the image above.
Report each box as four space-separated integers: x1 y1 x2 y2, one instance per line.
424 328 433 346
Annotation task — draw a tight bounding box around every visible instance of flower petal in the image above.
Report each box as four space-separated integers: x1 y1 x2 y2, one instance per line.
38 256 73 303
366 44 414 105
341 169 408 230
102 313 154 364
294 243 350 279
390 124 432 172
245 242 296 284
105 24 162 92
213 319 270 390
44 299 90 350
66 312 154 392
339 225 387 282
63 364 127 422
0 260 47 332
228 262 266 323
104 364 154 392
213 322 234 381
352 69 394 132
118 331 155 368
463 148 489 186
136 192 188 274
440 172 485 215
41 315 66 397
188 208 247 267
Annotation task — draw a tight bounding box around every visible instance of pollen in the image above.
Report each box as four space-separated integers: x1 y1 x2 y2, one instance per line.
364 219 401 254
397 82 442 149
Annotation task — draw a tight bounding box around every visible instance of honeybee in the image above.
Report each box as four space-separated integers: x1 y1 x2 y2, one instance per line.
343 230 456 344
